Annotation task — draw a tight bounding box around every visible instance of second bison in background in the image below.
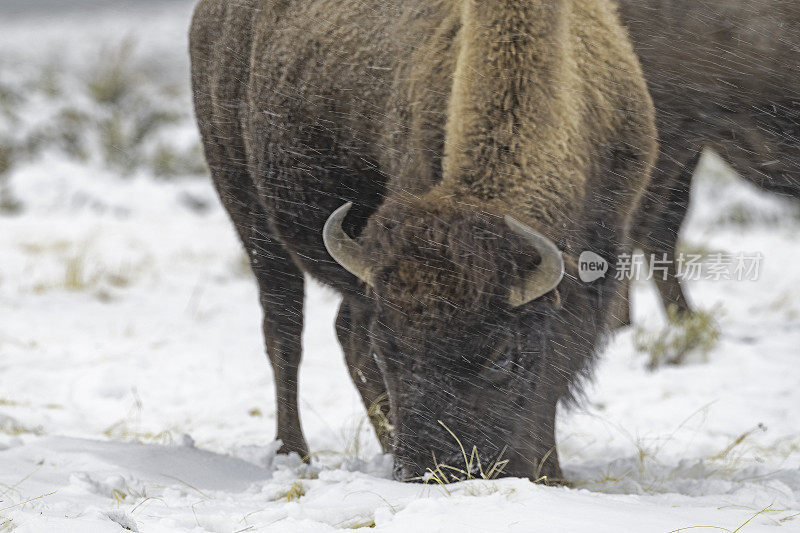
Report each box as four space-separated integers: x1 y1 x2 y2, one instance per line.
190 0 656 481
617 0 800 322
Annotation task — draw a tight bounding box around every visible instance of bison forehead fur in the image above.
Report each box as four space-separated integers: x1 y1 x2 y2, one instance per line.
190 0 657 481
362 199 543 319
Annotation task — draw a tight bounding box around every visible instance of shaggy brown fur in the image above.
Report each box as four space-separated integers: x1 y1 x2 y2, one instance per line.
190 0 656 480
616 0 800 321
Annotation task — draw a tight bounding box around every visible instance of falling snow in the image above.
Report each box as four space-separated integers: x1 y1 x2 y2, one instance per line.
0 2 798 532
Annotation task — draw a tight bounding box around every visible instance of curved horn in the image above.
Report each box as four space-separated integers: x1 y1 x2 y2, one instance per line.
504 215 565 307
323 202 376 286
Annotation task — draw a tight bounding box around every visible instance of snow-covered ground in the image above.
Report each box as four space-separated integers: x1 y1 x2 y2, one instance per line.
0 3 798 532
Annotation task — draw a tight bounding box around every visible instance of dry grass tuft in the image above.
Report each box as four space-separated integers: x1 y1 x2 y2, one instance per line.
0 141 22 215
102 420 175 446
0 490 56 531
29 244 141 297
315 393 393 465
346 519 376 529
410 421 517 493
710 424 767 463
0 416 43 437
86 38 138 106
332 515 378 529
570 411 785 504
101 390 176 445
278 482 306 502
635 305 721 370
669 504 780 533
151 142 207 178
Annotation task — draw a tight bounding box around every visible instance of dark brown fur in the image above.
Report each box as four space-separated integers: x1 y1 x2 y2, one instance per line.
190 0 656 480
616 0 800 321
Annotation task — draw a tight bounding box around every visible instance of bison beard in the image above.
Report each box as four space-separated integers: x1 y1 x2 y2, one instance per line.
190 0 656 481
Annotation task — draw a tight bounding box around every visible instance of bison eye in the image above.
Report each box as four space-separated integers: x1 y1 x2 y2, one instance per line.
484 334 515 371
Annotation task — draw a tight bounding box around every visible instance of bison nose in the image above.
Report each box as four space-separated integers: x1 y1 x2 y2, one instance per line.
392 463 409 481
392 456 429 482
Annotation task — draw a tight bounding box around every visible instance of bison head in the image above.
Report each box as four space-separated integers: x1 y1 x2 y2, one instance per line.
323 199 565 481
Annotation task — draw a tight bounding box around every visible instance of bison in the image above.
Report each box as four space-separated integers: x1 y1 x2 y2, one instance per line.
615 0 800 323
190 0 656 481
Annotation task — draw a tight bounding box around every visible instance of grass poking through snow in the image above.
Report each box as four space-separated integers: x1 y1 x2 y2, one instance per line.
669 504 782 533
635 305 721 370
276 482 306 503
409 421 513 493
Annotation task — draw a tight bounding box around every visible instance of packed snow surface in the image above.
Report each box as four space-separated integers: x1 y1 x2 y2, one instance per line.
0 2 798 532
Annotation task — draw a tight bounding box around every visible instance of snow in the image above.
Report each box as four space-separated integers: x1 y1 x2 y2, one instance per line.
0 3 798 532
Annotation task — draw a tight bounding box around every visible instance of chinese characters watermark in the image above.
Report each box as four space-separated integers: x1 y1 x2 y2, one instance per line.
614 252 764 282
578 251 764 283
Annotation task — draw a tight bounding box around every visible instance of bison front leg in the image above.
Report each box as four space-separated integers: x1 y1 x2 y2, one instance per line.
205 174 309 457
514 400 565 484
250 242 309 459
336 297 393 453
